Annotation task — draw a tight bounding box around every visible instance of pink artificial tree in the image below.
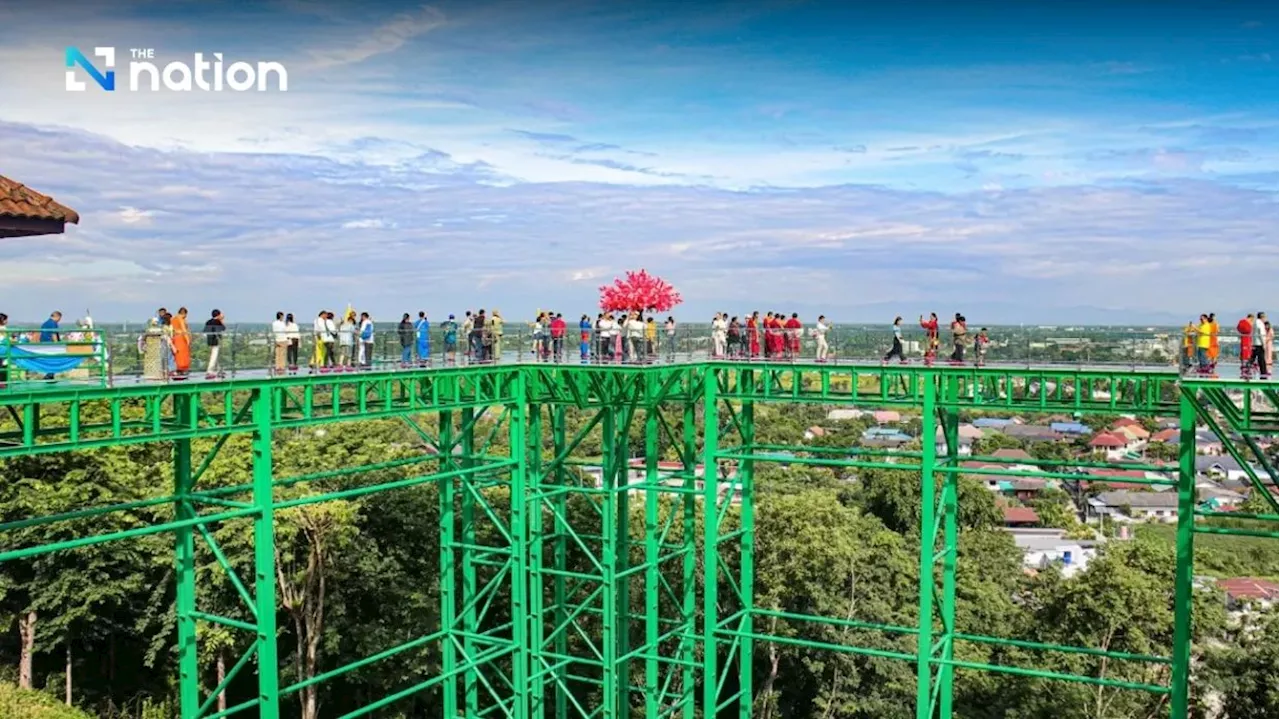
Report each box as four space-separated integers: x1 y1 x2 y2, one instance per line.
598 269 683 314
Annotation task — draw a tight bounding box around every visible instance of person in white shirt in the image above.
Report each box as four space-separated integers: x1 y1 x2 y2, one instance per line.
625 312 645 362
271 311 288 374
664 316 676 360
338 312 356 368
814 315 831 362
594 314 607 361
313 311 329 369
611 314 624 361
284 313 301 372
323 311 337 368
1254 311 1269 377
711 313 728 358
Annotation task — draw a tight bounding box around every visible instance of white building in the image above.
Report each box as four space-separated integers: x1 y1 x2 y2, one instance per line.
1007 528 1098 578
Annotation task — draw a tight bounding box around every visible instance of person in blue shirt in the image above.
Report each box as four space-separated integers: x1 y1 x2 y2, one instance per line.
579 314 592 363
358 312 375 367
414 311 431 365
40 311 62 342
38 311 63 379
441 315 458 364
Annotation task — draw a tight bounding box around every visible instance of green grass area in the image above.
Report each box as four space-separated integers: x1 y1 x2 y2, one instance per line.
0 684 92 719
1136 523 1279 580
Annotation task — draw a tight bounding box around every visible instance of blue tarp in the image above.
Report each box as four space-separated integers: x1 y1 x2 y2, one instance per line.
1 345 93 375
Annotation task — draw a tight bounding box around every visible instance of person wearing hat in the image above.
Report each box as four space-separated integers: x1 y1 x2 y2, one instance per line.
441 314 459 364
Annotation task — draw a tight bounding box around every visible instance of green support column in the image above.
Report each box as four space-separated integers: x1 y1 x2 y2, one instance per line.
173 395 199 717
251 388 280 718
599 404 629 716
1169 390 1198 717
737 392 755 719
600 406 621 718
643 399 661 719
439 409 458 718
937 378 961 718
615 401 633 719
914 374 938 719
459 407 479 716
527 402 544 719
551 405 569 719
700 371 720 715
680 398 698 719
510 374 530 719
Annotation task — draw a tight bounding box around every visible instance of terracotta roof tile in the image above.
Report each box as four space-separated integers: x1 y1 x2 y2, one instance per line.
0 175 80 223
1217 578 1279 601
1089 432 1127 448
1001 506 1039 524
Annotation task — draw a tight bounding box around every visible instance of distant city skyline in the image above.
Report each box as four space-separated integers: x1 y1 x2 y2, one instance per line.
0 0 1276 322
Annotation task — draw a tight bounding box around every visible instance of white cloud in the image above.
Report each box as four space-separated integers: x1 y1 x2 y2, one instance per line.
1 121 1274 325
156 185 219 199
307 4 447 68
341 218 397 229
117 206 156 224
568 267 608 282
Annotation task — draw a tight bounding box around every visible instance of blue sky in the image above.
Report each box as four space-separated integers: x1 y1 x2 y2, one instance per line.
0 0 1275 323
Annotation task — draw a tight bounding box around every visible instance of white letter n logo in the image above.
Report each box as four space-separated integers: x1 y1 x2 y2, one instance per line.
65 47 116 91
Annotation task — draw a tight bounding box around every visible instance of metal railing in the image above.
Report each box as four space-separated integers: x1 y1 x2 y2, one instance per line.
0 323 1273 390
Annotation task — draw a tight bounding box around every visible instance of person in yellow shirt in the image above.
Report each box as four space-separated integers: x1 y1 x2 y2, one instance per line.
1181 322 1196 373
645 316 658 360
1196 314 1212 373
1206 312 1220 370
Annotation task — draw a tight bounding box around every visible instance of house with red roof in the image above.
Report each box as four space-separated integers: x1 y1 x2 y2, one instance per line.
1000 504 1040 528
1217 578 1279 610
1089 431 1131 460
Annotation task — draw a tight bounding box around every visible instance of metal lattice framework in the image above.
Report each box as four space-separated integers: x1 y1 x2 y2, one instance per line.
0 363 1275 719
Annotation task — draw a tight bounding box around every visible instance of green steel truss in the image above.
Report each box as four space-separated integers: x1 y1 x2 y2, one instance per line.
0 363 1275 718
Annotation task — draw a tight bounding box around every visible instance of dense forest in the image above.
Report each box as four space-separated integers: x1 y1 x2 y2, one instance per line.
0 400 1275 718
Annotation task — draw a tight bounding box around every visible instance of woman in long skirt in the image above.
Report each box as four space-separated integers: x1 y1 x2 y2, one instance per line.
142 320 165 380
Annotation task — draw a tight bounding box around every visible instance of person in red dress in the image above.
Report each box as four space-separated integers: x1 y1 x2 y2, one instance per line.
762 312 774 358
919 312 939 364
784 313 802 358
747 312 760 357
1238 314 1254 378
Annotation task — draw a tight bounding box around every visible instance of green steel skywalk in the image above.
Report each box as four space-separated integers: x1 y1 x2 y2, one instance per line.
0 361 1275 719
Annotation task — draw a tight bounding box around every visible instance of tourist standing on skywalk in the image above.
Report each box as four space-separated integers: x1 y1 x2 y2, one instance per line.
415 312 431 365
884 316 906 364
271 311 287 374
1253 312 1271 378
813 315 830 362
359 312 375 367
397 314 415 366
919 313 939 364
949 313 968 363
1195 314 1212 373
203 309 225 380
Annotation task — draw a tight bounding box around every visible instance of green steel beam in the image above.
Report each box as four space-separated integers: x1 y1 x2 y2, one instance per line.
915 374 939 719
0 363 1273 719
